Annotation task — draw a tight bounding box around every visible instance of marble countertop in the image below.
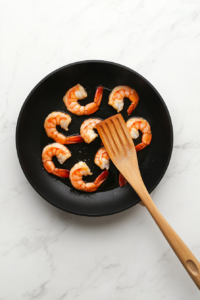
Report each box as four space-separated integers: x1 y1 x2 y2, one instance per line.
1 0 200 299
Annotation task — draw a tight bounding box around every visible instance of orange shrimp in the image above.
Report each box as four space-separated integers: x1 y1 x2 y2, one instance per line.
42 143 71 178
95 147 126 187
108 86 139 115
69 161 108 192
80 118 101 143
63 84 103 115
44 112 83 144
126 117 152 151
120 117 152 187
94 147 110 170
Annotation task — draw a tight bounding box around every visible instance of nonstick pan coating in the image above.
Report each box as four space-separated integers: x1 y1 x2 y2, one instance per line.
16 60 173 216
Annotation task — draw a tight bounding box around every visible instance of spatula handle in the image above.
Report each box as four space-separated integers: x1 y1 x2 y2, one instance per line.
96 113 200 288
138 186 200 289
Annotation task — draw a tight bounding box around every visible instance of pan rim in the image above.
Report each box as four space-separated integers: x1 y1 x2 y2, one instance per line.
16 60 173 217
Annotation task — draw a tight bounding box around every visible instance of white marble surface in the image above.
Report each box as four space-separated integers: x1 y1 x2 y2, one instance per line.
1 0 200 298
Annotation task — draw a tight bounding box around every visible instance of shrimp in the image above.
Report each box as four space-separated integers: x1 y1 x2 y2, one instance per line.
80 118 101 143
108 86 139 115
63 84 103 115
126 117 152 151
95 147 126 188
42 143 71 178
44 112 83 144
94 146 127 188
120 118 152 187
94 147 110 170
69 161 109 192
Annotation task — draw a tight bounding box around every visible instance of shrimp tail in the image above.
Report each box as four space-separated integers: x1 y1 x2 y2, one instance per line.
85 86 103 115
94 169 109 186
55 168 70 178
43 161 69 179
119 172 127 187
135 143 147 152
135 132 152 151
94 86 103 106
127 102 136 115
65 135 84 144
127 90 139 115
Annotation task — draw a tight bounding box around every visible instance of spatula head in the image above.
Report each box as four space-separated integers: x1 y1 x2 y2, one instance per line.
96 114 141 182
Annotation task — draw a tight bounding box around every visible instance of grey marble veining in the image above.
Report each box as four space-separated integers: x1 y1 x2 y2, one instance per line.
1 0 200 299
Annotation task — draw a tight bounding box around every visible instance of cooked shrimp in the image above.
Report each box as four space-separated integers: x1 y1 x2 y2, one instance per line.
126 117 152 152
119 118 152 187
69 161 108 192
94 147 110 170
108 86 139 115
44 112 83 144
94 145 127 187
42 143 71 178
63 84 103 115
95 147 126 188
80 118 101 143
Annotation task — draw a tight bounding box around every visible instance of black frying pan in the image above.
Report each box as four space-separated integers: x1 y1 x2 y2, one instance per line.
16 60 173 216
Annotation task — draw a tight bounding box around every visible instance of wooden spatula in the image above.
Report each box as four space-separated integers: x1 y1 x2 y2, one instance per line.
96 113 200 289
